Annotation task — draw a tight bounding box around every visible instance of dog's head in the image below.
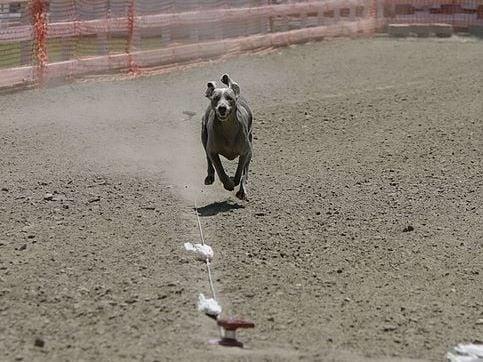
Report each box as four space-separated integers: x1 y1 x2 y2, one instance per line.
205 74 240 120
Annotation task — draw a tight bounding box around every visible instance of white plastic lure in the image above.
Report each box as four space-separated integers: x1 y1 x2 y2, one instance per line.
447 343 483 362
197 293 221 317
184 242 214 261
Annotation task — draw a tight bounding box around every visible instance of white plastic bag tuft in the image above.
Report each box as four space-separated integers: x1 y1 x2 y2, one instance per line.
447 343 483 362
184 242 213 261
197 293 221 317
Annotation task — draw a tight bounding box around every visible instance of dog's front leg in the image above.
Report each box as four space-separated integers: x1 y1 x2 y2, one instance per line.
209 153 235 191
204 157 215 185
202 122 215 185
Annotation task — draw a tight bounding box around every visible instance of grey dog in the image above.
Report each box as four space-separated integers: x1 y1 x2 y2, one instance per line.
201 74 253 201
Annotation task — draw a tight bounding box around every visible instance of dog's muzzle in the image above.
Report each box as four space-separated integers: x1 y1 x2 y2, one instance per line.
217 105 228 118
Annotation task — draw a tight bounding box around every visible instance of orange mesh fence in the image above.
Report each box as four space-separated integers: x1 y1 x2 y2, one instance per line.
0 0 481 89
381 0 482 28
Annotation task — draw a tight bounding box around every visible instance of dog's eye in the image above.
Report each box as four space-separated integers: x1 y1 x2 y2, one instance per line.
225 96 233 101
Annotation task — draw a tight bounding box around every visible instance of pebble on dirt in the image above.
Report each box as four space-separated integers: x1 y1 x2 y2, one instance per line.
141 206 156 210
402 225 414 232
383 325 398 332
182 110 196 117
34 337 45 348
44 193 54 201
18 244 27 251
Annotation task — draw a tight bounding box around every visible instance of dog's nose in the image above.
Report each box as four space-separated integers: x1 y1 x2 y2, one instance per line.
218 105 227 115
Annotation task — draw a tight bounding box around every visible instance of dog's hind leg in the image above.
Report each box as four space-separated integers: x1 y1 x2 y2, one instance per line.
243 160 250 181
244 131 252 182
232 153 249 187
236 174 248 201
236 156 251 201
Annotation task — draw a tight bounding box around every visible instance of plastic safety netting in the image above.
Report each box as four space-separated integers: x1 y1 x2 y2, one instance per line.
0 0 482 89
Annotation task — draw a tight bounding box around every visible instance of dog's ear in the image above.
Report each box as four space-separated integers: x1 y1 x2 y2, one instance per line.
221 74 240 97
230 81 240 97
221 74 231 86
205 81 216 98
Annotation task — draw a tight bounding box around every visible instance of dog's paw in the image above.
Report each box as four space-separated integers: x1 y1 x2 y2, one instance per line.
204 175 215 185
230 177 240 187
223 179 235 191
236 190 248 201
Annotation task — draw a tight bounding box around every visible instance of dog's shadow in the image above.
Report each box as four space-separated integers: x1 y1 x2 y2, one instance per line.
195 200 245 217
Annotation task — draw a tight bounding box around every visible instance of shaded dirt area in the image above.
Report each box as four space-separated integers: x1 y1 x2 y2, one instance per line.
0 36 482 361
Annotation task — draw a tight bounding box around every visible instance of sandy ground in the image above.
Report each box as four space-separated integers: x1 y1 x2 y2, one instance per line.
0 36 482 362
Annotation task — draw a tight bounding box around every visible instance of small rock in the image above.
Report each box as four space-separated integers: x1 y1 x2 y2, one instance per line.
476 319 483 325
402 225 414 232
141 206 155 210
182 110 196 117
44 193 54 201
88 196 100 203
383 324 397 332
27 234 35 239
18 244 27 251
255 212 265 217
62 204 69 209
1 187 8 192
34 337 45 348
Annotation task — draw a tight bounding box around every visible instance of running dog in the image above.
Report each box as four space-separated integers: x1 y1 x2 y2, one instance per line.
201 74 253 200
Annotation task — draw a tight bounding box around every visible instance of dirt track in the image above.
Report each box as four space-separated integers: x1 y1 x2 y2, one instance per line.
0 36 482 362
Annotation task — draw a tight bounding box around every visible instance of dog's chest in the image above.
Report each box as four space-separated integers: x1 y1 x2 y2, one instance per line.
212 123 243 160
